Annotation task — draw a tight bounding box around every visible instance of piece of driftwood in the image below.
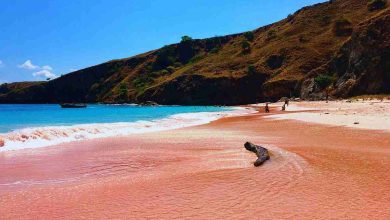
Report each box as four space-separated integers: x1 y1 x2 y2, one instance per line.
244 142 270 167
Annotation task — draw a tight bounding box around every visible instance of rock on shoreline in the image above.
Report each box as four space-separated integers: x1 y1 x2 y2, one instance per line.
244 142 270 167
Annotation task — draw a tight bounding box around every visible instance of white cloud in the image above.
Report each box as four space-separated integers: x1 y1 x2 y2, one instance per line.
18 60 39 70
42 65 53 71
18 59 57 79
33 70 56 79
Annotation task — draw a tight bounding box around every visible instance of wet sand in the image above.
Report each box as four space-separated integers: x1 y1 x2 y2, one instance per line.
1 102 389 219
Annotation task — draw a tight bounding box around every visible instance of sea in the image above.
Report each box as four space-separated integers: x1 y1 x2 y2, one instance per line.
0 104 253 151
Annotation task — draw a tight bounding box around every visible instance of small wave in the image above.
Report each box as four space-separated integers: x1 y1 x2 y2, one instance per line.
0 107 255 152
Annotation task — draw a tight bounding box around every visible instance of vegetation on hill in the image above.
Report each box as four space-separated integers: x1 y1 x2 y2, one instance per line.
0 0 389 104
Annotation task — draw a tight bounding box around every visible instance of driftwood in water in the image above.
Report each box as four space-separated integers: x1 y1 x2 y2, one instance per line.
244 142 270 167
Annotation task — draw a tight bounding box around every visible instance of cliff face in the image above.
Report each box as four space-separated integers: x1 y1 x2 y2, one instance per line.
301 5 390 99
0 0 389 104
333 9 390 97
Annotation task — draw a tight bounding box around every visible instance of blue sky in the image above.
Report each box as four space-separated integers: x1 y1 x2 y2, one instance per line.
0 0 325 83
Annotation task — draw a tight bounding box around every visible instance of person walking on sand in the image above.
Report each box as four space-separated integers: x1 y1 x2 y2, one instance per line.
265 103 270 113
282 104 286 111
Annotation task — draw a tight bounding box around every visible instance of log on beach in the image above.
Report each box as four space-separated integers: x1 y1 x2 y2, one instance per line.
244 142 270 166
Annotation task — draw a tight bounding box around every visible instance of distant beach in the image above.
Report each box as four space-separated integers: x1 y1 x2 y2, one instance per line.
1 100 389 219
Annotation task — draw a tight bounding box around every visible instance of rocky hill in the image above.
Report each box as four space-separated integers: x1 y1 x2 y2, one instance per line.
0 0 389 105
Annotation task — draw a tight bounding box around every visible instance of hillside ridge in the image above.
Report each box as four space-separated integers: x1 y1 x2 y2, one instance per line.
1 0 389 104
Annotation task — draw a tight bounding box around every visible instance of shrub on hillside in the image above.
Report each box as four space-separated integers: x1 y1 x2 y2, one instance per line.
247 65 257 75
266 30 277 41
166 66 175 73
244 31 254 41
118 82 128 100
210 46 221 54
160 69 170 75
133 74 154 90
241 40 251 53
205 37 222 51
314 74 334 89
368 0 387 11
333 18 353 36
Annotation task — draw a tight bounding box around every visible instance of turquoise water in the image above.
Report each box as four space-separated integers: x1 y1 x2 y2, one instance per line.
0 104 231 133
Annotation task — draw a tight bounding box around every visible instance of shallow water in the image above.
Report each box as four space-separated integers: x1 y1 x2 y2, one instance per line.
0 104 231 133
0 104 243 151
1 108 389 219
0 128 310 219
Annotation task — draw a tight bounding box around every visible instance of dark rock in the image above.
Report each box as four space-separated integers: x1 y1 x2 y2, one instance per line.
266 54 284 69
141 101 159 106
333 19 353 37
138 74 267 105
368 0 387 11
263 79 300 101
244 142 270 167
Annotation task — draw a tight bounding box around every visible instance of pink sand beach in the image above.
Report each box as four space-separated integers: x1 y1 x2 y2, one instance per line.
1 100 389 219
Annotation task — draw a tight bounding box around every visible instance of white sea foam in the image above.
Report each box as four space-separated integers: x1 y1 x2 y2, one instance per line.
0 107 255 152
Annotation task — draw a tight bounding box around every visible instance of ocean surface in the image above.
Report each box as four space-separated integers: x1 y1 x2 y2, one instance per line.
0 104 250 151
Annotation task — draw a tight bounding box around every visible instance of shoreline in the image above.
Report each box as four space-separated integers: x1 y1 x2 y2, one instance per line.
0 106 255 152
1 100 389 219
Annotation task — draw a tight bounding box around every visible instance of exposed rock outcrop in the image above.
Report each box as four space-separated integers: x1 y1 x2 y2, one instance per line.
301 8 390 99
138 74 267 105
266 54 284 69
332 10 390 97
244 142 270 167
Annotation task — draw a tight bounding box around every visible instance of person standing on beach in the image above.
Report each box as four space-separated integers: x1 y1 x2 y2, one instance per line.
282 104 286 111
265 103 270 113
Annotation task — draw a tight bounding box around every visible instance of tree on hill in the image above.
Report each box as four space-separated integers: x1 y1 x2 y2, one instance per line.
181 35 193 42
241 40 251 53
178 35 195 63
244 31 254 42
